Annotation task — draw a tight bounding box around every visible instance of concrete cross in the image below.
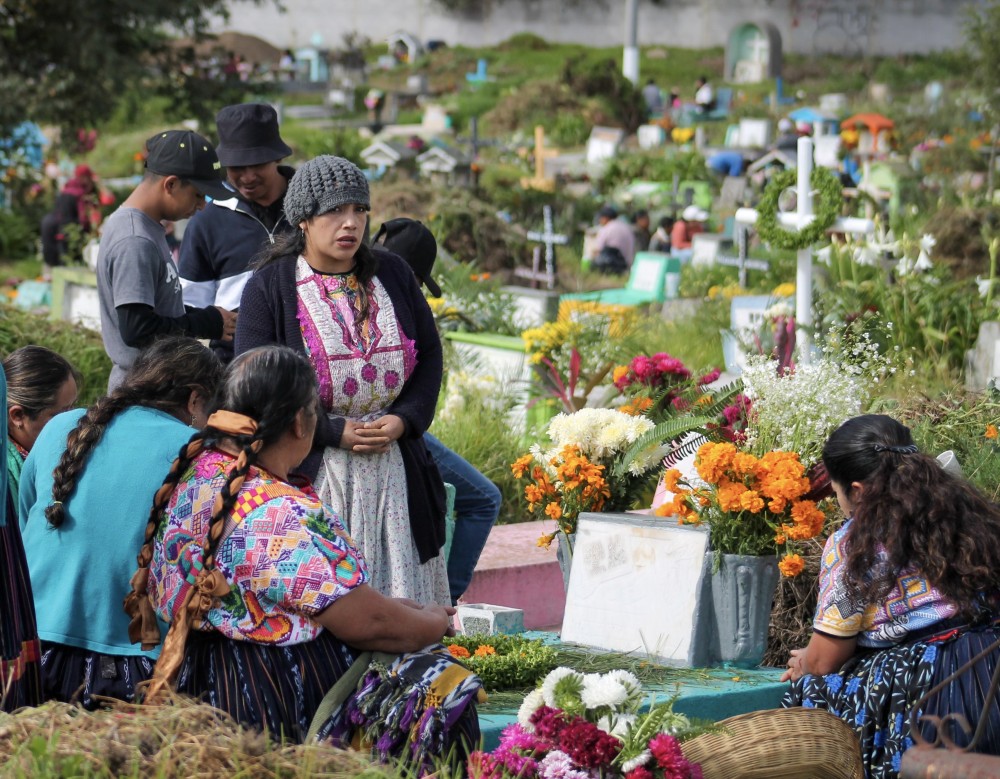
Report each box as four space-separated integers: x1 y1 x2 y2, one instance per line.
518 205 568 290
521 125 560 192
735 137 875 360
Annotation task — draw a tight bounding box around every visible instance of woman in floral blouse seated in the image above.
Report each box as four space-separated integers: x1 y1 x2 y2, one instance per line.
782 414 1000 778
127 345 480 763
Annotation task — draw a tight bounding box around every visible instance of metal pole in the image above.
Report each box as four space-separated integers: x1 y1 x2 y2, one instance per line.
796 136 814 363
623 0 639 84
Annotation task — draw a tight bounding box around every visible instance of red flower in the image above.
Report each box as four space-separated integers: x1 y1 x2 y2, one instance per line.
558 718 622 768
625 767 655 779
530 706 567 740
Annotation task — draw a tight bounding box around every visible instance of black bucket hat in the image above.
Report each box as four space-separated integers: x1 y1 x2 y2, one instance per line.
215 103 293 167
373 218 441 297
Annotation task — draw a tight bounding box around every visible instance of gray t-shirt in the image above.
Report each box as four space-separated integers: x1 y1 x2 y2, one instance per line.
96 207 185 390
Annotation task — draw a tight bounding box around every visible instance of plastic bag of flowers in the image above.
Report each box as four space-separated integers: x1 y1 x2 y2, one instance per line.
467 667 712 779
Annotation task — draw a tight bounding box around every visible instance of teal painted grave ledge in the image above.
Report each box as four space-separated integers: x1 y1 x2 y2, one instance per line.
475 632 787 751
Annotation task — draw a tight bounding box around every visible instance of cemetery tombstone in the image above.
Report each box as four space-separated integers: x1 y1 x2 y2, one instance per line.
421 104 451 134
50 267 102 332
726 22 782 85
387 31 423 64
586 126 625 166
416 144 471 186
965 321 1000 391
638 124 667 150
561 513 717 667
360 140 418 173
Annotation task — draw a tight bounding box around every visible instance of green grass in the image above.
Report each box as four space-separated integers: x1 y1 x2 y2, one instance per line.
0 305 111 406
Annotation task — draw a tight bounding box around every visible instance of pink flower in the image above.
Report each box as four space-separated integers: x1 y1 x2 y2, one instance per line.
631 355 655 382
625 767 655 779
697 368 721 386
653 354 690 380
361 363 378 383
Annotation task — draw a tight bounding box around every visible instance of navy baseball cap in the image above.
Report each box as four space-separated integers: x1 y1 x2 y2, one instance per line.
144 130 231 201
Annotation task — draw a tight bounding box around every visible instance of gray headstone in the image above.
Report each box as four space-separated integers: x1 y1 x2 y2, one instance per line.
965 320 1000 391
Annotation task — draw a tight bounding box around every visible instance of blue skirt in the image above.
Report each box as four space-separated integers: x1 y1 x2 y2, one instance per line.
177 628 358 744
0 497 42 711
39 642 155 709
783 623 1000 779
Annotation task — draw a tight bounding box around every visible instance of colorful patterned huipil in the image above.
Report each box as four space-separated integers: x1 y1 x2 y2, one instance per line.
149 449 368 645
295 257 449 605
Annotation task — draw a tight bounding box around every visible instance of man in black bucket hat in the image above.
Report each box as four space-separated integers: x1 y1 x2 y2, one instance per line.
178 103 297 361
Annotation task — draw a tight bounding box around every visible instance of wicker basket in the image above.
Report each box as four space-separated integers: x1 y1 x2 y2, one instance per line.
681 708 864 779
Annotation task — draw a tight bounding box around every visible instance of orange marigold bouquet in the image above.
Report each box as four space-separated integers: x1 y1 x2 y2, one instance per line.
654 441 827 575
512 409 665 547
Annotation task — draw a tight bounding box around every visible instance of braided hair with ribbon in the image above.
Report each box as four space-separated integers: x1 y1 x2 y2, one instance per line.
125 345 319 700
822 414 1000 617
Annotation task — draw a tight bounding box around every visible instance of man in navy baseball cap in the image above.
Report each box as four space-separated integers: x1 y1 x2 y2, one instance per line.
144 129 231 202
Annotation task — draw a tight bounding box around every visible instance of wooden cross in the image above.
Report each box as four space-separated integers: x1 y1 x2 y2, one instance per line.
520 125 559 192
735 137 875 360
716 225 770 288
516 205 568 289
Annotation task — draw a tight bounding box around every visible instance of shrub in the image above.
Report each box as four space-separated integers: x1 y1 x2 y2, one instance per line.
0 306 111 406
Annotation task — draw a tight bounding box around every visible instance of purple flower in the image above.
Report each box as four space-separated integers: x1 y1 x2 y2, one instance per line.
384 369 400 389
361 363 378 383
343 377 359 397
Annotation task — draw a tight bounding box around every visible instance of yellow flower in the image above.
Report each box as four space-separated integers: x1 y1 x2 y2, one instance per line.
474 645 497 657
545 502 563 520
772 282 795 298
537 532 557 549
986 424 998 440
613 365 630 384
778 553 806 577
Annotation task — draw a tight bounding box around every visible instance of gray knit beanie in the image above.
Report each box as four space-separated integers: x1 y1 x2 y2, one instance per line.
283 155 370 227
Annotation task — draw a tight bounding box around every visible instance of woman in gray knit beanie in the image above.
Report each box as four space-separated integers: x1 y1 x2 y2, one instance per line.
241 155 450 609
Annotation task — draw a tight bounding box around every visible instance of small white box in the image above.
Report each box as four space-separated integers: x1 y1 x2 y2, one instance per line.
455 604 525 636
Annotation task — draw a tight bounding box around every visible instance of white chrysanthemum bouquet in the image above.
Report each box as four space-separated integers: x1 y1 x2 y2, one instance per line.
511 409 667 545
467 667 707 778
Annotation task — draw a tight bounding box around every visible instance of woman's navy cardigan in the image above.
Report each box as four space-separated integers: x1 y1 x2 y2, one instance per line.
234 248 446 562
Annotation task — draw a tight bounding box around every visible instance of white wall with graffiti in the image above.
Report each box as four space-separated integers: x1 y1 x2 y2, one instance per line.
211 0 984 57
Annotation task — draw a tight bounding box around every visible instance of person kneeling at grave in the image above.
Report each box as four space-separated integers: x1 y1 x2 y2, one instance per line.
126 345 482 765
782 414 1000 778
591 205 634 274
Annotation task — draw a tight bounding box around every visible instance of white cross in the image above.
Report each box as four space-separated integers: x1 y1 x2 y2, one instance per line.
526 205 568 284
735 137 875 361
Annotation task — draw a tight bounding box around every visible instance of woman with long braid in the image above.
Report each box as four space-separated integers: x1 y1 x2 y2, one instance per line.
18 336 220 707
235 155 450 606
0 345 79 711
782 415 1000 777
134 345 481 762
